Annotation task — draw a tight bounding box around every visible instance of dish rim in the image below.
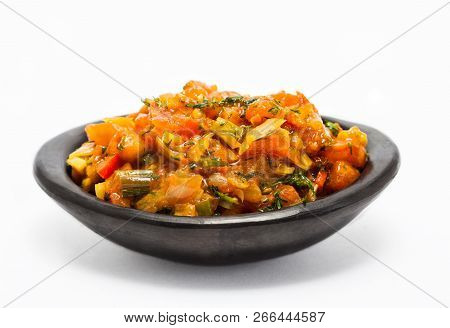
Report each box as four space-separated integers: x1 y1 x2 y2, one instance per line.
33 116 400 227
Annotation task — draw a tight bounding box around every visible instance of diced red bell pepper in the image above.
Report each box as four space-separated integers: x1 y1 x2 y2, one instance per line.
96 154 121 179
314 170 328 192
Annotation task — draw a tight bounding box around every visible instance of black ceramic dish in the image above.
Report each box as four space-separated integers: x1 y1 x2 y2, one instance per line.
34 117 399 265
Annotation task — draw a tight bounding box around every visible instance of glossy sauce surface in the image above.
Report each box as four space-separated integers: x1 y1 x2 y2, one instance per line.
67 81 368 216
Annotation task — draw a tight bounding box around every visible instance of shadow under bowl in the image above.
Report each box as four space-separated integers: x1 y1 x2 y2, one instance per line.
34 117 400 265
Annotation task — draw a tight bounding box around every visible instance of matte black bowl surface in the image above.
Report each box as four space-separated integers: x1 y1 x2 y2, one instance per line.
34 117 399 265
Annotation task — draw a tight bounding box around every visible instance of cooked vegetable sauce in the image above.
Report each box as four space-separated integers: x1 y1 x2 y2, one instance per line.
67 81 368 216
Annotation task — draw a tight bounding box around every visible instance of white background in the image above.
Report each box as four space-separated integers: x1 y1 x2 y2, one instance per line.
0 0 449 309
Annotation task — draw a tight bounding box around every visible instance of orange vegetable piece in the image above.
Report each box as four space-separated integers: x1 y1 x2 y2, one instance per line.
323 140 367 168
326 161 360 192
245 98 279 125
118 133 144 163
337 126 367 147
219 107 244 125
176 117 201 138
277 185 301 206
151 114 200 138
70 82 369 216
106 131 144 163
272 91 309 107
134 113 153 134
183 80 217 99
104 117 135 129
85 123 117 146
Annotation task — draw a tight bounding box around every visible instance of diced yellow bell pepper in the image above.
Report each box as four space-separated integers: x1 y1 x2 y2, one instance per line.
94 182 106 200
81 177 92 191
66 157 87 174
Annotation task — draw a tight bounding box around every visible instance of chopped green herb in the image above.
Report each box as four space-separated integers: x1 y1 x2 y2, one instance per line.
259 181 273 195
155 98 164 107
142 97 163 108
348 142 353 155
199 157 228 168
141 153 156 166
219 96 244 106
117 136 127 151
236 171 259 180
211 117 244 148
186 96 259 110
325 121 340 137
186 99 209 109
245 98 258 105
268 105 281 114
141 98 151 106
260 191 284 212
276 169 314 193
209 186 239 206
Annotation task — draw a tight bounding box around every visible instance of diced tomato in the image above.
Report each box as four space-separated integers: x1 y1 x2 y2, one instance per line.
150 115 173 131
204 107 220 119
70 81 370 217
220 107 244 125
176 118 201 138
151 114 200 138
285 104 323 131
323 140 367 168
106 131 144 163
337 126 367 147
326 161 360 192
272 91 309 107
96 154 121 179
285 111 303 129
245 98 277 125
119 133 144 163
277 185 301 206
183 81 217 99
215 167 230 174
134 113 152 134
